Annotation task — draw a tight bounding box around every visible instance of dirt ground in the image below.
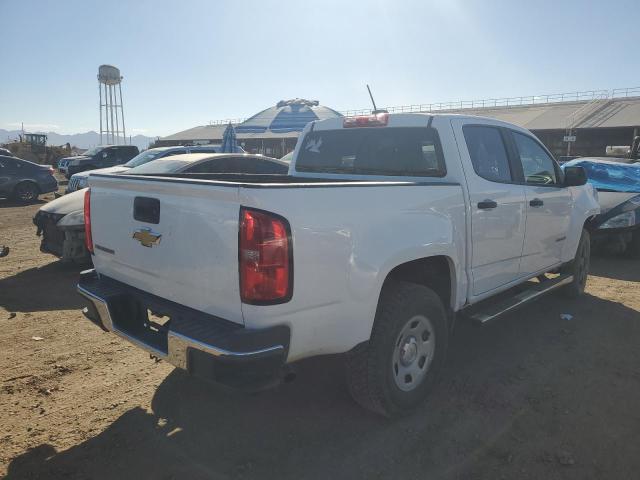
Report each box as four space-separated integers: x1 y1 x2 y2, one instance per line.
1 185 639 480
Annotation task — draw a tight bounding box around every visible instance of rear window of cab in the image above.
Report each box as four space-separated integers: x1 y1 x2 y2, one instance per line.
296 127 446 177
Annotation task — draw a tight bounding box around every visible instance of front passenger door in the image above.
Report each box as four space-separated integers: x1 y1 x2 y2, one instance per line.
510 131 572 276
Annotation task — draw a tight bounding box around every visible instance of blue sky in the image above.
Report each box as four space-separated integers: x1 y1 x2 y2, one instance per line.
1 0 638 137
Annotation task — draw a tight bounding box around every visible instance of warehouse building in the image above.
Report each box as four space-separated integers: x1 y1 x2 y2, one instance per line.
158 89 640 160
424 92 640 159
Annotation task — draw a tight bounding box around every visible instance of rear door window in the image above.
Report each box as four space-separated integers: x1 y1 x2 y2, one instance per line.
463 126 513 183
296 127 446 176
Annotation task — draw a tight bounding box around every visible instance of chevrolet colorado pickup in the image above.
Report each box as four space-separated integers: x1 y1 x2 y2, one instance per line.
77 113 599 416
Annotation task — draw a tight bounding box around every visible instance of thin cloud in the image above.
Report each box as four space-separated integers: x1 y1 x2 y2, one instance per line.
5 122 61 131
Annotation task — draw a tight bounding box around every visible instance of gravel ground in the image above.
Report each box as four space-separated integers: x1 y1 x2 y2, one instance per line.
1 186 639 480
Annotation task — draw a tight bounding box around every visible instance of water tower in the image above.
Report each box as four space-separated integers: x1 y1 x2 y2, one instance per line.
98 64 127 145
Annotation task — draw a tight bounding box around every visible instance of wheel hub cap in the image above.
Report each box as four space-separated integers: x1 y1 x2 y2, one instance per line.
400 336 418 365
392 315 436 392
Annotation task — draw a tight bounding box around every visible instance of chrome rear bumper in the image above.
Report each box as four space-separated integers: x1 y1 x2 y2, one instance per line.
77 270 289 388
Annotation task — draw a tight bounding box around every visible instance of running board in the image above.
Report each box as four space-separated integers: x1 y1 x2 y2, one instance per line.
465 274 573 325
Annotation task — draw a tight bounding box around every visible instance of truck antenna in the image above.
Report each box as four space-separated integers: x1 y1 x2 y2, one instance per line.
366 84 388 114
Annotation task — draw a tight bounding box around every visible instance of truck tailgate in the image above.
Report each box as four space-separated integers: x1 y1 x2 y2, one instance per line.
88 175 244 325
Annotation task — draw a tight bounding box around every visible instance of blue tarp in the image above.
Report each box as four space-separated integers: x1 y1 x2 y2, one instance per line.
562 159 640 193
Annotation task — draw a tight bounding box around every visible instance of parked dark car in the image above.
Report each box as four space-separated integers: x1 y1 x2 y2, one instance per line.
57 145 139 178
65 144 244 193
0 155 58 202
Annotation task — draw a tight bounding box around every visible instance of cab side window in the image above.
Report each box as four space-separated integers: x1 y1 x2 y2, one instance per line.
512 132 558 185
463 126 512 183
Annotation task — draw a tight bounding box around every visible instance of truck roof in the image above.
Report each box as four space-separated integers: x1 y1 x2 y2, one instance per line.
310 112 531 132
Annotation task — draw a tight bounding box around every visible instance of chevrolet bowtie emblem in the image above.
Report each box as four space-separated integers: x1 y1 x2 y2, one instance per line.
132 228 162 248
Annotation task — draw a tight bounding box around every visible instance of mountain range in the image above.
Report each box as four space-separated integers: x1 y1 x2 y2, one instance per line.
0 129 156 150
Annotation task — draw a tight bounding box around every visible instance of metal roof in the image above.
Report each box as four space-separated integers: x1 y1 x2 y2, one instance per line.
161 94 640 144
430 97 640 130
160 124 302 142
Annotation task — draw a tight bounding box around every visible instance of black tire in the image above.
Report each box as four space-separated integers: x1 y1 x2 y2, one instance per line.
560 228 590 298
345 280 449 417
13 181 40 203
626 230 640 259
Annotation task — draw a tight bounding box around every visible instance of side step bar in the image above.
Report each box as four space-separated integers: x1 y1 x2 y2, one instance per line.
464 274 573 325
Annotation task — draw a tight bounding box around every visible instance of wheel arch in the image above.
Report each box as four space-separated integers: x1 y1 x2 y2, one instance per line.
13 180 40 197
379 255 456 326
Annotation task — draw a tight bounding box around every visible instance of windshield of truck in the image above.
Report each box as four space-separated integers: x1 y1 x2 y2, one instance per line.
562 158 640 193
296 127 446 176
82 146 103 157
125 149 172 168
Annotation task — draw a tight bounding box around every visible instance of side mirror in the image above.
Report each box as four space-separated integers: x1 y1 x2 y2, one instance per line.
564 166 587 186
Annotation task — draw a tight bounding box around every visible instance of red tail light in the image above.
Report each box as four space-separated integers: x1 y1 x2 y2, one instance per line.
84 189 94 253
239 208 292 304
343 112 389 128
48 167 55 176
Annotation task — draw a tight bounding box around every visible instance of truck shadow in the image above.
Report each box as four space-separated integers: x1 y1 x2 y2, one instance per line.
6 293 640 480
589 256 640 282
0 261 85 312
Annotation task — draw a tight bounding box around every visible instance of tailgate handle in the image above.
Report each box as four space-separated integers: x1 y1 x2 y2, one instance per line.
134 197 160 224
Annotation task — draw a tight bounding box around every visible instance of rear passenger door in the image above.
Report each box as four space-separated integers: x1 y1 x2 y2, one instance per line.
452 120 527 296
509 130 572 275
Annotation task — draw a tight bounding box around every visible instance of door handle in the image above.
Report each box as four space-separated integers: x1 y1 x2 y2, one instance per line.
477 199 498 210
529 198 544 207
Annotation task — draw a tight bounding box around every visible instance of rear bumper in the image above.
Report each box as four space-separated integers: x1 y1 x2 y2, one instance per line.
34 211 88 262
77 270 290 390
39 179 58 194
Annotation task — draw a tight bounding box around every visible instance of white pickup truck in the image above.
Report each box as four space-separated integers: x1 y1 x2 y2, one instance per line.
77 113 599 416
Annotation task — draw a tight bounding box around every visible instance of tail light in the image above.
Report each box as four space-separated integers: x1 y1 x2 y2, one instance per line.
48 167 55 175
239 207 292 304
343 112 389 128
84 189 94 253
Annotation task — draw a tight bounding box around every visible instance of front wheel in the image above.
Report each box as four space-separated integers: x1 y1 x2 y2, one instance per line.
560 228 590 298
345 281 449 417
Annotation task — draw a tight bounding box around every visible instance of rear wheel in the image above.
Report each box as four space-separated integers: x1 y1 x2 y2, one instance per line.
345 281 448 417
13 182 39 203
560 228 590 298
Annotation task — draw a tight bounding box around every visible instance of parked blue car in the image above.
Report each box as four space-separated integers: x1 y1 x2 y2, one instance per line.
563 158 640 257
0 155 58 203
